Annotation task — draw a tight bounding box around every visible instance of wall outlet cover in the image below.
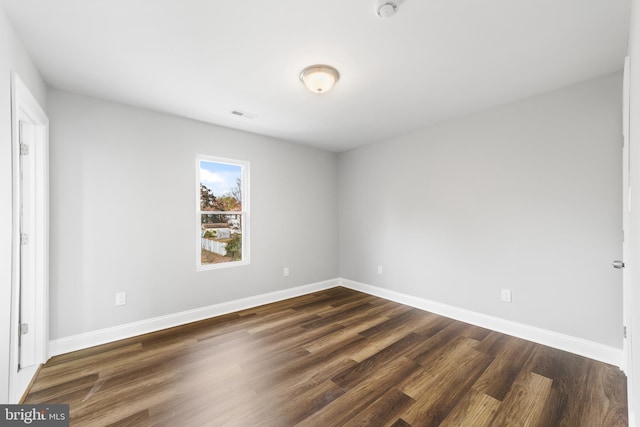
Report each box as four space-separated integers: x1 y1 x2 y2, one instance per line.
115 292 127 306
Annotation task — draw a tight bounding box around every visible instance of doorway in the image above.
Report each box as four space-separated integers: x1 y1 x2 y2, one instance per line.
9 73 49 403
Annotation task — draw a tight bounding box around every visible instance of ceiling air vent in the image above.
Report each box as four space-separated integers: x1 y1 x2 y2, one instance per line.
230 110 256 119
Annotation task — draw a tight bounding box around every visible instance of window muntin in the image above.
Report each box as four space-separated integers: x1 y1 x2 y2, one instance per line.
197 156 249 270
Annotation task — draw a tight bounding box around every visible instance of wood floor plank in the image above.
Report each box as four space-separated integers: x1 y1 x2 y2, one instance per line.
23 373 99 403
262 379 346 426
358 308 426 339
24 287 628 426
535 387 570 427
332 332 425 390
296 356 420 426
342 388 415 427
389 418 412 427
30 343 144 389
527 344 587 395
472 335 537 400
245 309 320 334
299 301 376 330
489 372 554 427
406 321 480 364
578 362 628 427
338 308 393 334
439 389 501 427
409 313 454 339
105 409 151 427
345 310 430 363
302 325 361 353
248 337 361 396
398 339 494 426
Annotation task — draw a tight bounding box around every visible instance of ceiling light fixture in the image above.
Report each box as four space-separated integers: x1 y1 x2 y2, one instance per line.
299 65 340 94
376 1 399 18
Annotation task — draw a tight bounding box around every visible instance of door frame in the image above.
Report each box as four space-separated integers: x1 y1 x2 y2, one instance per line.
8 72 49 403
623 57 635 424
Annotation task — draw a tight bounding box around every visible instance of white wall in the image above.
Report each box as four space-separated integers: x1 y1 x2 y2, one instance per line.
0 6 47 403
47 89 338 340
627 1 640 424
339 72 623 348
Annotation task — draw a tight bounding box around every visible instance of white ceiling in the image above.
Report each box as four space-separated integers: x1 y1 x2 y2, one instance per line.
0 0 630 152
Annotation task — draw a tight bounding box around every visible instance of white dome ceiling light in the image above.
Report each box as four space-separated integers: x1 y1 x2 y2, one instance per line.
376 1 399 18
299 65 340 94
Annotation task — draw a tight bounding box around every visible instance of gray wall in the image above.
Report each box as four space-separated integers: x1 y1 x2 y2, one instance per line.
338 72 623 348
0 6 47 403
48 89 338 340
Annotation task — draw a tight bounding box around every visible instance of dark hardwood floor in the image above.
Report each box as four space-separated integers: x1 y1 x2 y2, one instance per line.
25 287 627 426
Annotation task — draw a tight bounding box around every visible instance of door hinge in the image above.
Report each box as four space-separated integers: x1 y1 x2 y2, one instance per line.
20 233 29 245
19 143 29 156
624 326 628 339
19 323 29 335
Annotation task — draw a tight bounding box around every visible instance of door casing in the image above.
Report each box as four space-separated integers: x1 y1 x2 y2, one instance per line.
8 72 49 403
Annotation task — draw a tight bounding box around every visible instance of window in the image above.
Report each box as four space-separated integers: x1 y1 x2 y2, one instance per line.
197 155 249 270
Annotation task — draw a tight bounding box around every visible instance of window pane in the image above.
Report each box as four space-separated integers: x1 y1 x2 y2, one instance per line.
197 155 249 270
200 160 242 211
201 214 243 265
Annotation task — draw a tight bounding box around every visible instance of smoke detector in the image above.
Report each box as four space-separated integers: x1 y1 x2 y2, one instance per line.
376 1 398 18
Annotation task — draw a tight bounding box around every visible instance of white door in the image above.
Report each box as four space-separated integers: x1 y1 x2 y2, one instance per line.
621 57 633 382
18 121 37 370
9 73 49 403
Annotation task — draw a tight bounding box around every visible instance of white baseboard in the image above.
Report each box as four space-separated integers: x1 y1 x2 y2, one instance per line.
339 278 623 368
49 278 339 357
50 277 623 369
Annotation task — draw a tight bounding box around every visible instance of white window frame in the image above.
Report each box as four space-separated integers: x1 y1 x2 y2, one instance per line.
196 155 250 271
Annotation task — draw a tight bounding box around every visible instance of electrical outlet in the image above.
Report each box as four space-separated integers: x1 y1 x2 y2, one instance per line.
501 289 512 303
115 292 127 306
377 265 383 275
283 267 290 277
